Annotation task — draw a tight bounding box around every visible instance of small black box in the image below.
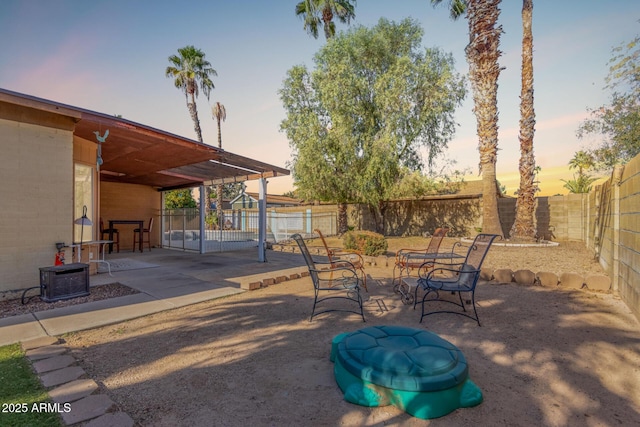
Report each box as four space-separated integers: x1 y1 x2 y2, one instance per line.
39 263 90 302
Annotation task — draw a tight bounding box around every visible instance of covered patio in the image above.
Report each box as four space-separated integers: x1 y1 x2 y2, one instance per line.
71 97 290 261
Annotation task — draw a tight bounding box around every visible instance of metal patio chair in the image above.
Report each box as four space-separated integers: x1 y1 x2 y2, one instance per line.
414 233 499 326
392 227 449 288
292 233 365 322
314 228 367 291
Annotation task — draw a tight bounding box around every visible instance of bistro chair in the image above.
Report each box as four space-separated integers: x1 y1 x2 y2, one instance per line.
133 217 153 252
292 233 365 322
99 217 119 253
414 233 499 326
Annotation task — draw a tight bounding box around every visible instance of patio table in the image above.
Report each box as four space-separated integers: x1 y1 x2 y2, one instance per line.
108 220 144 253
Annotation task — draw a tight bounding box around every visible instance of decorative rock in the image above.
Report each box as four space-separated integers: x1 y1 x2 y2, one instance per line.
493 269 514 284
480 268 493 281
300 271 310 277
275 276 288 283
559 272 584 289
513 270 536 285
289 273 301 280
585 274 611 291
536 271 559 287
376 256 388 267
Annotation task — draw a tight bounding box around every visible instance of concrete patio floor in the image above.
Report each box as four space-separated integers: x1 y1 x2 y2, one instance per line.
0 248 310 346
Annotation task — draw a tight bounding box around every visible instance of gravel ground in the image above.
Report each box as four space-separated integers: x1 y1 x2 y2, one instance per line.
0 283 138 319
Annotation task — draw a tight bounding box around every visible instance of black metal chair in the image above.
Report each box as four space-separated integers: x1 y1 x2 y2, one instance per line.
291 233 365 322
414 234 499 326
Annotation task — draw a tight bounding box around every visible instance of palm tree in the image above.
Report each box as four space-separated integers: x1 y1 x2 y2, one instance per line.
165 45 217 143
569 150 595 176
212 102 227 226
432 0 504 236
510 0 537 241
295 0 356 40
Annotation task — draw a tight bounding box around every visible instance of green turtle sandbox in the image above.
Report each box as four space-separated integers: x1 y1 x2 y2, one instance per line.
330 325 482 419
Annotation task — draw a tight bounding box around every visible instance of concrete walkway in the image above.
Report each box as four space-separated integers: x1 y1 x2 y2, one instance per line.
1 248 308 346
2 248 309 426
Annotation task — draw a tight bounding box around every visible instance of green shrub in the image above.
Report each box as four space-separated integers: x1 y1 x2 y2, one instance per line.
343 231 388 256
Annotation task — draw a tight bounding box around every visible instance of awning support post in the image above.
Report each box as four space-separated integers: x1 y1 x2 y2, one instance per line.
199 185 206 254
258 177 267 262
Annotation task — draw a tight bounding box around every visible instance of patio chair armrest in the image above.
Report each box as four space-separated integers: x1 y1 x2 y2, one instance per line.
416 259 464 276
419 264 475 280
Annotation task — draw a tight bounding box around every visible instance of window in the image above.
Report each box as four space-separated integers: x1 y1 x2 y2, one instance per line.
74 164 94 242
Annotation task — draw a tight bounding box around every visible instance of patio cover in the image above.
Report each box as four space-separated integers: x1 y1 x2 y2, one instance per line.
0 88 289 190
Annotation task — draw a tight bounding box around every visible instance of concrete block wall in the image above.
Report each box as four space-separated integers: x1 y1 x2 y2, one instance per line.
0 119 74 296
617 156 640 320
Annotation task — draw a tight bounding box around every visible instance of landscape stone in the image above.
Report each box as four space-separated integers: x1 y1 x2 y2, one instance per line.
585 274 611 291
62 395 115 425
32 355 75 373
559 272 584 289
26 344 67 361
241 281 261 291
49 379 98 403
536 271 559 287
21 336 59 351
493 269 514 283
480 268 493 281
513 269 536 285
40 366 86 388
289 273 301 280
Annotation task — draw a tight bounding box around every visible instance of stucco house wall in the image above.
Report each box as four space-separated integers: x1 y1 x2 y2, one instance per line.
0 115 75 298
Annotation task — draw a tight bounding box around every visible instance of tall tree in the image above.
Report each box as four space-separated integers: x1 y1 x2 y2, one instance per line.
295 0 356 40
280 18 466 233
578 33 640 169
165 45 217 143
432 0 504 236
212 102 227 226
510 0 537 241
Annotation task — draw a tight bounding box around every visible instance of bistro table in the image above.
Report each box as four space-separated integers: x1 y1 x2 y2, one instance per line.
108 220 144 253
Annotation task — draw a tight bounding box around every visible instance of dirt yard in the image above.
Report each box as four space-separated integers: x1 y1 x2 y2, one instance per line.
59 240 640 426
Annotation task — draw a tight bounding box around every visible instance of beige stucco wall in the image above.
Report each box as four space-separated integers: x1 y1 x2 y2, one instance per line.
100 182 161 250
0 118 74 297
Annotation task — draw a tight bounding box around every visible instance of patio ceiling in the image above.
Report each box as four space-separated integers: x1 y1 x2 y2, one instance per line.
75 111 289 190
1 88 289 191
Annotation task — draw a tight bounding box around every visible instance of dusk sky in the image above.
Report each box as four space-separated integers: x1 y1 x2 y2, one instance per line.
1 1 638 194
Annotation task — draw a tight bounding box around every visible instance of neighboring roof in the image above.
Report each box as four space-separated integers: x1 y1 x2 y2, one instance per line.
0 88 289 191
229 192 300 206
245 192 300 205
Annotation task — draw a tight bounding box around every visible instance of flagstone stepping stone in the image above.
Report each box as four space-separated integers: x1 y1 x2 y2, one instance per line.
330 325 482 420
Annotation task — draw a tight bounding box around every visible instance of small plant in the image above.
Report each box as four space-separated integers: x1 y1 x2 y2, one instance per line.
343 230 388 256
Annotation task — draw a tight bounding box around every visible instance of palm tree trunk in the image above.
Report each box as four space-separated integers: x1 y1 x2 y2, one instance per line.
187 93 203 143
511 0 537 241
466 0 504 237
